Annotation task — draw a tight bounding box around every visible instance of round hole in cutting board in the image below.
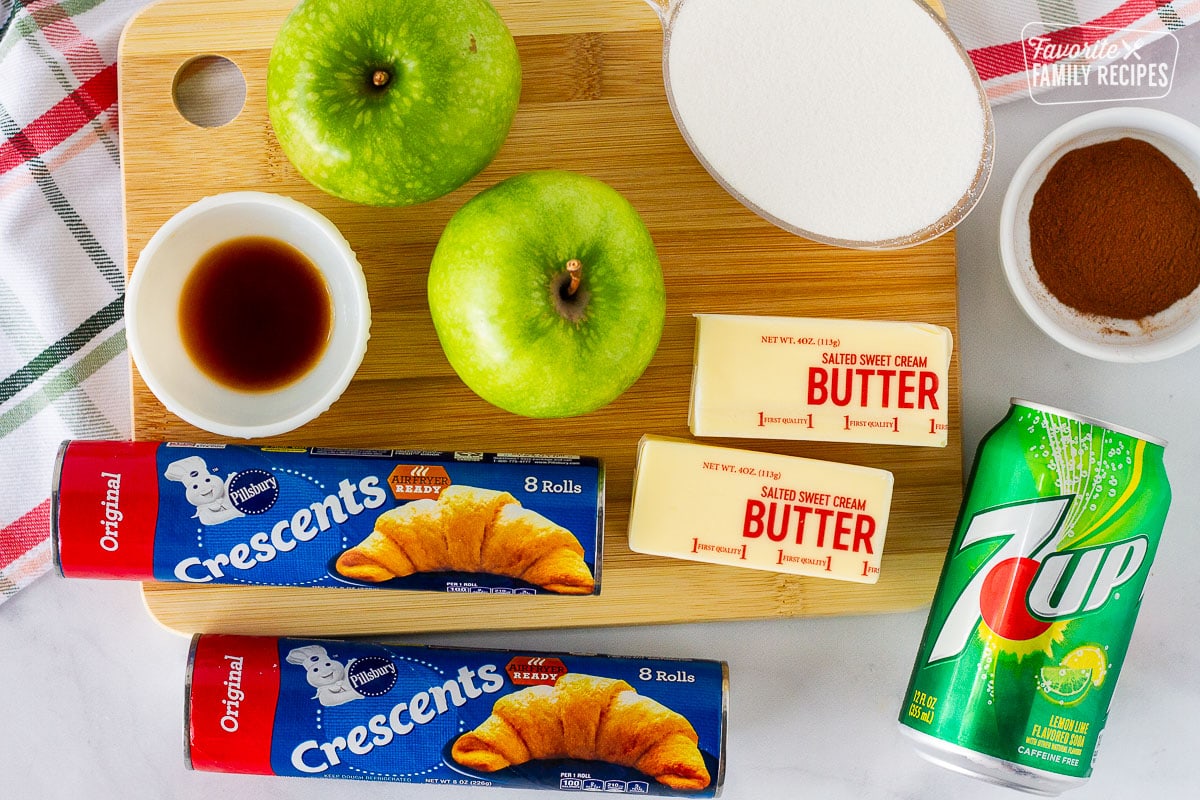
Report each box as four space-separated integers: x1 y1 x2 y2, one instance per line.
172 55 245 128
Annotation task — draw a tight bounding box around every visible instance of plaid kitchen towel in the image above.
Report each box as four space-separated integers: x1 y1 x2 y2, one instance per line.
0 0 149 605
1 0 1197 607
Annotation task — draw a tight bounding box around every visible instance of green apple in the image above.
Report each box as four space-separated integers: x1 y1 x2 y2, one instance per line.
428 171 666 418
267 0 521 206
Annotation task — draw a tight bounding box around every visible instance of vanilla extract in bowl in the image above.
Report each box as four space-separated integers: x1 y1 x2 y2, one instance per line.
126 191 369 437
179 236 333 392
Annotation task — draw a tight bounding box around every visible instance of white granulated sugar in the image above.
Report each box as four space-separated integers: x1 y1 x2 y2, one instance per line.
665 0 986 243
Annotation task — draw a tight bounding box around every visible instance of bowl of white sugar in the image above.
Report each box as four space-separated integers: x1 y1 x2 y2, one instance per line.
652 0 993 250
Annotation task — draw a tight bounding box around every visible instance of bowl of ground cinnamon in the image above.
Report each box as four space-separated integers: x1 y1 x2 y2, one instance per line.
1000 107 1200 362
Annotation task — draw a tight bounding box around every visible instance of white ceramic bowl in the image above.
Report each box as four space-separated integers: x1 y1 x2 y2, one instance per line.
1000 107 1200 362
126 192 370 437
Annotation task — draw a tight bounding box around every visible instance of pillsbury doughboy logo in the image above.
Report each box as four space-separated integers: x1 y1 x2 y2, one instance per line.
346 656 399 697
285 644 364 707
163 455 244 526
227 468 280 515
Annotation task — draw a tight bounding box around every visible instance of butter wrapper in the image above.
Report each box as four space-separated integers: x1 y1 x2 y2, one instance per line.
689 313 953 447
628 436 893 584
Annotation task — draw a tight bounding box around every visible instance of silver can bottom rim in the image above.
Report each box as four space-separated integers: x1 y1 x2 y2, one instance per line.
898 724 1087 797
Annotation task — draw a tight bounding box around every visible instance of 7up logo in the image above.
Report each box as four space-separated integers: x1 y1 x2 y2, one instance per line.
929 496 1148 663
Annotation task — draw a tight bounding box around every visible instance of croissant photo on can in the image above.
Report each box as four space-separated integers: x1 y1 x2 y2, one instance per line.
451 672 711 791
334 484 595 594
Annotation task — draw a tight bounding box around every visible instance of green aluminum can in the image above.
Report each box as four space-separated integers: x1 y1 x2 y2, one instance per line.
898 399 1170 795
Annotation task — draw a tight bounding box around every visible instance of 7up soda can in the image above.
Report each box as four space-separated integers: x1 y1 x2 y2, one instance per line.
898 399 1170 795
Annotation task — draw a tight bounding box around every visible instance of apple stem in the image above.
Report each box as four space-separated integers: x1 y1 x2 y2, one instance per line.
371 69 391 89
565 259 583 297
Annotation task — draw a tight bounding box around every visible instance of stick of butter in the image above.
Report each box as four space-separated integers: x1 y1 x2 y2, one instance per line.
689 314 953 447
628 436 893 584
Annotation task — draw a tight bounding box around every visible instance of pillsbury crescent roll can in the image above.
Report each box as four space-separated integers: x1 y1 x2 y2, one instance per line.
186 634 727 795
52 441 603 595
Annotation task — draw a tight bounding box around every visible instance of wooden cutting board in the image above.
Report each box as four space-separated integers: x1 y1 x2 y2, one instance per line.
121 0 963 636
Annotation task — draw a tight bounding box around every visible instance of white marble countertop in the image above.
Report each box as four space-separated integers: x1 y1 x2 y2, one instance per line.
5 27 1200 800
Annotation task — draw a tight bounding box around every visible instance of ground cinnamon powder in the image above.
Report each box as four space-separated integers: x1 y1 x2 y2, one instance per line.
1029 137 1200 320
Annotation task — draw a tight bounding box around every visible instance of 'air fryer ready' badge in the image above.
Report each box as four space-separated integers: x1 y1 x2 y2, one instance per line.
507 656 568 687
388 465 452 500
